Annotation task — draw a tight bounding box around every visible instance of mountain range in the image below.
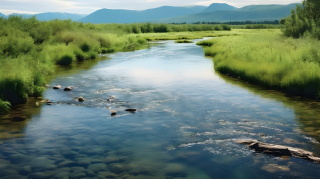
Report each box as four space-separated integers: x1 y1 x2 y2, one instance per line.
80 6 207 24
0 3 299 23
151 3 299 23
0 12 86 21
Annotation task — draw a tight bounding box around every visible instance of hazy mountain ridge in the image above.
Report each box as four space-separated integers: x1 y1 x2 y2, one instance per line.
0 12 86 21
150 3 300 23
202 3 237 12
0 3 301 23
0 12 6 17
79 6 207 23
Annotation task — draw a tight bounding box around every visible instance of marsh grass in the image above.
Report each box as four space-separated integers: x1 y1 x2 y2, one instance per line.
175 40 193 43
0 16 235 114
198 29 320 97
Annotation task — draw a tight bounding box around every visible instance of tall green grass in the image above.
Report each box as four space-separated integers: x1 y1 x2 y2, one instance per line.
197 29 320 97
0 16 233 115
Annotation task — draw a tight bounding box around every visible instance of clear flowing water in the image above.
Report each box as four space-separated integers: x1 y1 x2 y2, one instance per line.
1 40 320 179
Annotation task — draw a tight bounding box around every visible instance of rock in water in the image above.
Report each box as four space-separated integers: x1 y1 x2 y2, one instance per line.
77 97 85 102
125 109 137 112
47 102 52 105
111 110 117 116
236 140 320 163
107 96 116 101
53 85 62 89
64 87 72 91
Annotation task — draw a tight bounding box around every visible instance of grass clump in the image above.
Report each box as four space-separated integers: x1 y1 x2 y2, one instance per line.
198 29 320 97
0 99 10 115
175 40 193 43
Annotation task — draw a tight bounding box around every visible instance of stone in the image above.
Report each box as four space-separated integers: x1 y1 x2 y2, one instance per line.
20 166 32 174
47 102 52 105
64 87 72 91
54 172 70 178
111 110 117 116
85 169 96 177
87 163 108 173
109 164 125 174
69 171 86 179
77 97 85 102
29 172 53 179
125 109 137 112
103 155 119 163
107 96 116 101
29 157 56 172
236 140 320 163
97 171 118 178
53 85 62 89
9 153 29 164
261 164 290 173
71 167 85 172
57 160 76 168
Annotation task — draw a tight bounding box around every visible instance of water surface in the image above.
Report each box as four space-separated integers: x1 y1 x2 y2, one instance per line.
1 40 320 179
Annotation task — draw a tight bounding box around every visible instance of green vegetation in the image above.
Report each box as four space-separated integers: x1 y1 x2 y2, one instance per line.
196 0 320 98
175 40 193 43
282 0 320 39
0 16 234 115
197 29 320 97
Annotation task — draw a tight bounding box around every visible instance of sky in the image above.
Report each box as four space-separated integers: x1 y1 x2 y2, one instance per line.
0 0 302 15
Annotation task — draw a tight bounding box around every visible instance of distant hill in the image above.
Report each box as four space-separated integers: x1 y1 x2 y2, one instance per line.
151 3 300 23
0 12 6 18
36 12 86 21
5 12 86 21
79 6 207 23
202 3 237 12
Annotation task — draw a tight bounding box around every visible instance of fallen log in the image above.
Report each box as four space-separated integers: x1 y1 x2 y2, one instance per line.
236 140 320 163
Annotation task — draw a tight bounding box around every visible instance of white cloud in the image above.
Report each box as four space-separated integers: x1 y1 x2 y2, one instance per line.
0 9 37 15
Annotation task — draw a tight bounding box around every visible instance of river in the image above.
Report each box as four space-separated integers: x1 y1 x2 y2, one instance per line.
1 39 320 179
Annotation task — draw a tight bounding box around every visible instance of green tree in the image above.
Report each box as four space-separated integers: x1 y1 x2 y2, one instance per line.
283 0 320 38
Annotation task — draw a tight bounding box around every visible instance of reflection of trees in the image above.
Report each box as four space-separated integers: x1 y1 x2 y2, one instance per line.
214 69 320 142
0 97 43 140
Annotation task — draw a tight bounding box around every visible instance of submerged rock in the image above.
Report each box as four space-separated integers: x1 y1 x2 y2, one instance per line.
236 140 320 163
64 87 72 91
53 85 62 89
109 163 125 174
125 109 137 112
77 96 85 102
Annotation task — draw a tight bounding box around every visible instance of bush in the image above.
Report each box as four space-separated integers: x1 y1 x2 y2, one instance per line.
74 48 86 61
101 48 115 54
0 99 11 115
56 54 75 65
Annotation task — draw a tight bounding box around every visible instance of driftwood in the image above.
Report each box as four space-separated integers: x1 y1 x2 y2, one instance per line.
236 140 320 163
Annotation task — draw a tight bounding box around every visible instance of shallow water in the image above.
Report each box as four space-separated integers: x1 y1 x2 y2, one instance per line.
1 40 320 179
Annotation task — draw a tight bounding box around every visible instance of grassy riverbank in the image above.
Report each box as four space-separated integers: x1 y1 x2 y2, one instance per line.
0 16 234 115
197 29 320 97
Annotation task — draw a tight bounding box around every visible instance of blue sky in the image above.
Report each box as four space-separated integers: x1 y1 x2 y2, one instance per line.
0 0 302 15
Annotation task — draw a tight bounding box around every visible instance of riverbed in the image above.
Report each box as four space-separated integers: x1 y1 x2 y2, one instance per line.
1 39 320 179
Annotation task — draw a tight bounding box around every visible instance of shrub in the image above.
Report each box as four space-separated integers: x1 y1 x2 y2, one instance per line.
56 53 75 65
0 99 11 115
101 48 115 54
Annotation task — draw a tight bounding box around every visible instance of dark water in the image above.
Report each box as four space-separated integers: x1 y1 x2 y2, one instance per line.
1 40 320 179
